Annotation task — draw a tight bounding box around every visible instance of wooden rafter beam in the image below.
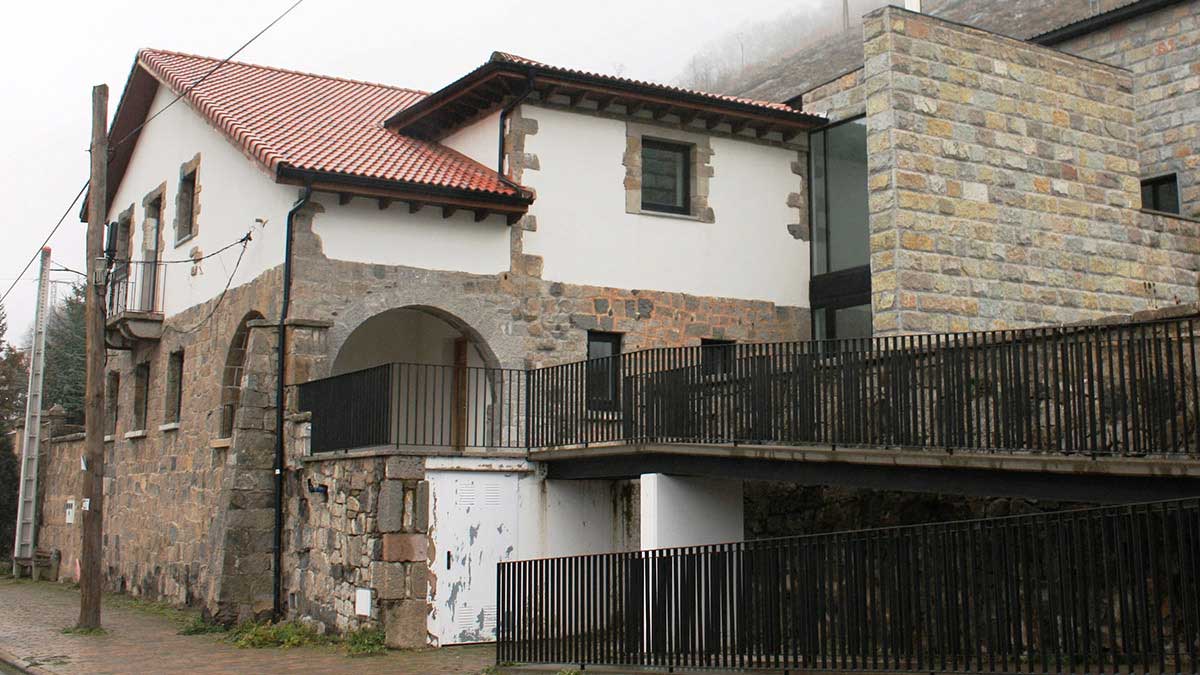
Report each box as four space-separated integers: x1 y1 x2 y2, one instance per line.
569 90 589 107
625 100 645 117
442 206 458 219
705 115 723 131
652 106 673 121
408 201 423 214
595 94 616 112
378 198 392 210
474 209 490 222
338 193 352 206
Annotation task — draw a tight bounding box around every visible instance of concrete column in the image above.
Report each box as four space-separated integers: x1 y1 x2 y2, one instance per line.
639 474 743 550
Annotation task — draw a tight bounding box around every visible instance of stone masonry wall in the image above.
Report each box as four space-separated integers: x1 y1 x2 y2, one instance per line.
34 270 284 620
863 6 1200 334
802 67 867 124
1055 0 1200 219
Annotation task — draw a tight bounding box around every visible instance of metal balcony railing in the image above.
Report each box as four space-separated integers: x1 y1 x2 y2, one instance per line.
297 362 526 452
297 317 1200 457
106 260 165 317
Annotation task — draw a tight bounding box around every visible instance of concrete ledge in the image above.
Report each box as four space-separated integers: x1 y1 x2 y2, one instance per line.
158 422 180 432
123 430 148 440
299 445 529 464
529 441 1200 479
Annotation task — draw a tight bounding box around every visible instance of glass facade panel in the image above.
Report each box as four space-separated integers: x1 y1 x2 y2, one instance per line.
811 119 869 274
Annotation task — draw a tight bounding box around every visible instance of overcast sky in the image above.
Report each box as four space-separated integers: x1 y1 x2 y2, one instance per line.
0 0 821 339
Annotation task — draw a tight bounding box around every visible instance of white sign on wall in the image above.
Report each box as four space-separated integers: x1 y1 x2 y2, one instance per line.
355 588 373 617
65 499 76 525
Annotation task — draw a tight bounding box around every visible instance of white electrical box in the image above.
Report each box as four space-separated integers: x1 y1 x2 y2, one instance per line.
65 499 76 524
355 588 373 617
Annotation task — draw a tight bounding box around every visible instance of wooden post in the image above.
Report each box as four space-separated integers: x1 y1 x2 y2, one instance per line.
78 83 108 629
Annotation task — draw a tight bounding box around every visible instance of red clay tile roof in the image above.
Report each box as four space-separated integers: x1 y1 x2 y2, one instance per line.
136 49 523 198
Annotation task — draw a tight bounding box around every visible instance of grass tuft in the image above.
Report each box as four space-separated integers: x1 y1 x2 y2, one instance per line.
228 620 330 649
344 626 387 657
61 626 108 636
178 615 228 635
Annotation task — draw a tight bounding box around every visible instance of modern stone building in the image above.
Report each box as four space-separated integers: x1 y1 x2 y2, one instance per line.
26 0 1200 649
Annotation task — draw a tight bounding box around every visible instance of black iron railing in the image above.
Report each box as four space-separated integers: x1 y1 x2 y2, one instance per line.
297 362 525 452
498 498 1200 673
528 318 1200 457
106 260 165 316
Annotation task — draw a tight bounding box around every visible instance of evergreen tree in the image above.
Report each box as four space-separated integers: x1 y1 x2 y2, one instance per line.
0 301 26 560
42 284 86 425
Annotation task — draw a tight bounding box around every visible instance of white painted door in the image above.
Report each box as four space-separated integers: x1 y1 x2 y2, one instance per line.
427 470 519 645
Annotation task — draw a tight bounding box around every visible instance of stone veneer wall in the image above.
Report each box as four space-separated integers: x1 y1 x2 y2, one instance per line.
863 6 1200 334
801 67 866 124
33 270 286 622
1054 0 1200 219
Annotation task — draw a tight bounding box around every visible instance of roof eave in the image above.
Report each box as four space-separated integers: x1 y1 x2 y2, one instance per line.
1030 0 1187 45
386 59 825 141
275 164 534 222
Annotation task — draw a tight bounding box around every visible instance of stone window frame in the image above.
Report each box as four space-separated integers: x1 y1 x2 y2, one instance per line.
624 121 714 223
174 154 201 247
104 371 120 441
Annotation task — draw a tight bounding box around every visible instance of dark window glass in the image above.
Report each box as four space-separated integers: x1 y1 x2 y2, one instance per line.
105 372 120 437
586 331 622 411
810 119 869 275
814 303 873 342
177 169 197 242
641 140 691 214
165 351 184 425
1141 174 1180 214
133 363 150 431
701 338 736 376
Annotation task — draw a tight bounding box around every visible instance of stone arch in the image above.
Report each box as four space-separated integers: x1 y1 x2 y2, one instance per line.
331 305 501 376
219 310 264 438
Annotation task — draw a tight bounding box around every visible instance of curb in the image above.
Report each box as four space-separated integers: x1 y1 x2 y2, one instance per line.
0 646 54 675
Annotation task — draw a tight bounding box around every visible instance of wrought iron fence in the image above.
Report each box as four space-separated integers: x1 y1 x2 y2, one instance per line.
297 362 526 452
106 260 165 316
498 498 1200 673
528 318 1200 457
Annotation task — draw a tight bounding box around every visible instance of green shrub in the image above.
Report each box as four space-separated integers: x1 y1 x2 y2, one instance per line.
228 620 329 649
344 626 387 656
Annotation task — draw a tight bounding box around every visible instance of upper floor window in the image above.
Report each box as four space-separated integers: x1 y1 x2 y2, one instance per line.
586 330 622 412
641 139 691 215
132 362 150 432
175 155 200 245
810 118 869 276
104 371 120 438
1141 174 1179 214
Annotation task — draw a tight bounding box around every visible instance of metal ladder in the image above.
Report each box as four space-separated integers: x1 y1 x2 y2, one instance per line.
13 248 51 563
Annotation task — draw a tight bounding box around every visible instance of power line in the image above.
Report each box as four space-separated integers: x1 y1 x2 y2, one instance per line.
2 0 308 310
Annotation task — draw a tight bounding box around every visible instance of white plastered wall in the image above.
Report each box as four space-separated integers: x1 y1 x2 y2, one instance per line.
640 474 743 550
441 110 502 168
520 105 810 307
111 84 301 317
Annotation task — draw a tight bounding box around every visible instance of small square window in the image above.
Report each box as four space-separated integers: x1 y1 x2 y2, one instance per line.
701 338 736 376
176 166 198 243
165 351 185 425
586 331 622 411
641 139 691 215
1141 174 1180 214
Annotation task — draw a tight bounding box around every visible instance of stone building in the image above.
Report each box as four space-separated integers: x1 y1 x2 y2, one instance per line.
27 0 1200 649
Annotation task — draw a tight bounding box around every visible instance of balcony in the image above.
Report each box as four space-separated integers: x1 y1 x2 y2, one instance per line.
106 260 165 347
298 317 1200 472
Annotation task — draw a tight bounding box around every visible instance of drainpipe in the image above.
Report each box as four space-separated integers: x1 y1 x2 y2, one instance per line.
274 184 313 620
496 75 536 193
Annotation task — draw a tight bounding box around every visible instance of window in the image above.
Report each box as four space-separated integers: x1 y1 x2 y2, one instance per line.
176 160 198 244
586 331 622 411
1141 174 1180 214
164 350 184 425
132 363 150 432
104 372 120 437
220 313 261 438
641 139 691 214
701 338 736 376
810 117 872 341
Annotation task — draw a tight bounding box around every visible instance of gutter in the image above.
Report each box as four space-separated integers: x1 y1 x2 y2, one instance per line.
1030 0 1186 45
274 183 313 620
275 165 533 208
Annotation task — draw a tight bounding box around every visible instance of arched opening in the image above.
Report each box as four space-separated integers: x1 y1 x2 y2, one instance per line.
219 311 263 439
320 307 515 449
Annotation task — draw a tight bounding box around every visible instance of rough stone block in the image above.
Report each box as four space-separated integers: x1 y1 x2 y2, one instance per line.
371 561 407 600
378 480 405 533
384 600 429 649
413 481 430 533
385 455 424 480
383 534 428 563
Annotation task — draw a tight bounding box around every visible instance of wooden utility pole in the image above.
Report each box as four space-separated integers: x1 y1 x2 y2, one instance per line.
79 83 108 630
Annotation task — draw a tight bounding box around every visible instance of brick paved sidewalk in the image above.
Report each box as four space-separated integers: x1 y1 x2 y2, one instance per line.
0 578 495 674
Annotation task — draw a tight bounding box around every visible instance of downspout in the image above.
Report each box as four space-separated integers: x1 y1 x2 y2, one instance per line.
274 183 313 620
496 75 536 193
